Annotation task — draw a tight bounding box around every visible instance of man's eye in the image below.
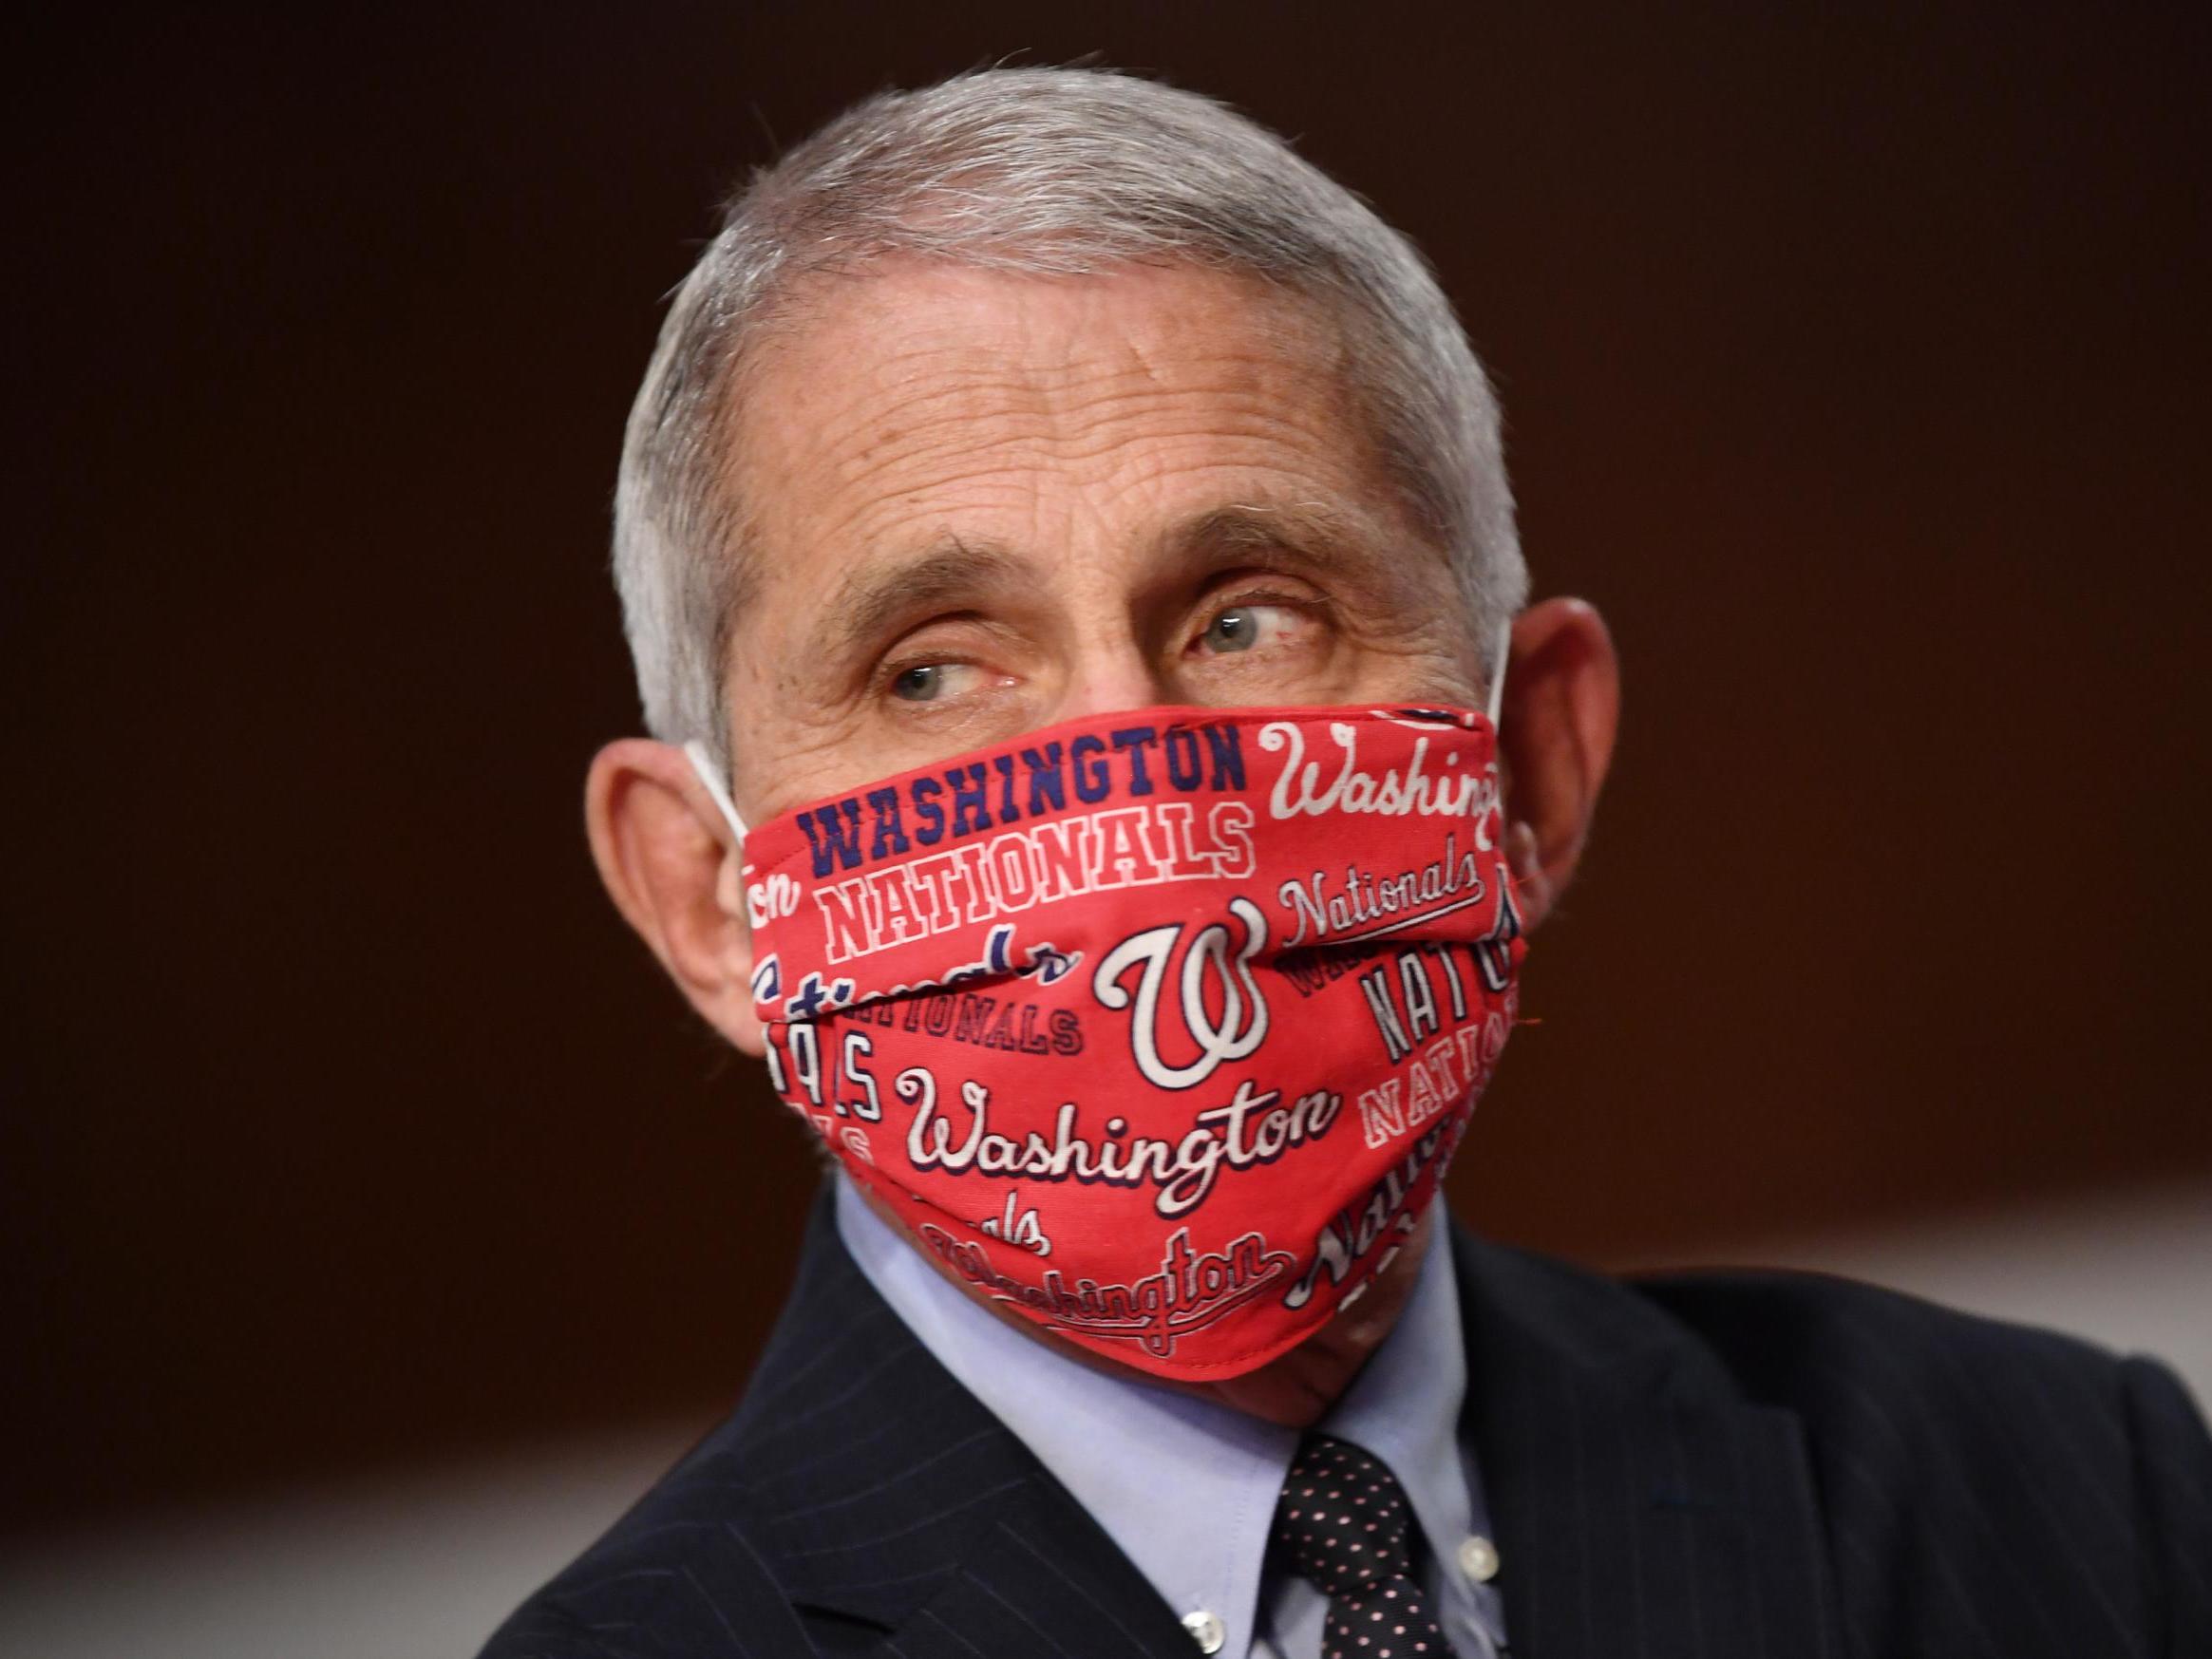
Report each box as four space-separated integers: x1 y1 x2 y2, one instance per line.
1198 603 1297 654
889 662 976 702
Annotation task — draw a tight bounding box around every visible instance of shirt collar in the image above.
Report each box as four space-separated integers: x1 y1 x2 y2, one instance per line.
1318 1224 1504 1652
835 1178 1494 1659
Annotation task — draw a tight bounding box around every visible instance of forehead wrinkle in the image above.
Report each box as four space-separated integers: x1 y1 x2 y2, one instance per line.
785 407 1352 564
734 276 1363 539
826 387 1362 530
778 322 1320 470
822 371 1310 494
785 455 1063 569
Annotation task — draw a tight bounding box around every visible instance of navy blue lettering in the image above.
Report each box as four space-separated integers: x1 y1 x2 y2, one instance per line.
1071 734 1111 802
864 788 911 860
1163 726 1203 791
912 776 947 845
1111 726 1160 796
1203 723 1246 790
1021 743 1067 816
797 800 865 877
990 753 1022 824
948 764 993 837
1474 870 1522 992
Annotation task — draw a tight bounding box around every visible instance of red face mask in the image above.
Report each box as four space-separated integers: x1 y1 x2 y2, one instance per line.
705 703 1523 1383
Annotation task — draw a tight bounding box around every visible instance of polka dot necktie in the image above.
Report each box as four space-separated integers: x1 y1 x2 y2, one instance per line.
1274 1433 1454 1659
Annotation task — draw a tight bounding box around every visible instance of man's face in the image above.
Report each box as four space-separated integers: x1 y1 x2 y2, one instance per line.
588 257 1616 1421
717 262 1488 823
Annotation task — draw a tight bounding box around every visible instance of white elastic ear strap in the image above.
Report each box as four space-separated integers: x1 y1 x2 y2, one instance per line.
682 741 748 848
1485 616 1513 727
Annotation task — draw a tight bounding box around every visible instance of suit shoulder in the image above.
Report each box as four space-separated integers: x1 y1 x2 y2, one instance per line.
477 1441 817 1659
1631 1265 2211 1652
1463 1232 2150 1440
1629 1264 2135 1409
1626 1264 2173 1483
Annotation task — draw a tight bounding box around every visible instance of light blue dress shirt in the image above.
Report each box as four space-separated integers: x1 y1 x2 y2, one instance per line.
835 1177 1508 1659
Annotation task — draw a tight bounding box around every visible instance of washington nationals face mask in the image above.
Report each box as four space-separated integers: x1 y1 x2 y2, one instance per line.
689 691 1524 1383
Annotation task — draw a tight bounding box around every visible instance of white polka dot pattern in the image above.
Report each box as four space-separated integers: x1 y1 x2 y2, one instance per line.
1274 1434 1452 1659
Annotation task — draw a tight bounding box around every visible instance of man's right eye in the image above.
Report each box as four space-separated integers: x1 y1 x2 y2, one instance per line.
890 662 977 702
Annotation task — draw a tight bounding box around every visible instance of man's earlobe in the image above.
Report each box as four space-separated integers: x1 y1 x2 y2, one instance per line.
1496 598 1620 933
583 739 767 1056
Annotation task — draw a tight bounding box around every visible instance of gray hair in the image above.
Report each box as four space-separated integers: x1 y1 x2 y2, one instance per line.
614 66 1527 773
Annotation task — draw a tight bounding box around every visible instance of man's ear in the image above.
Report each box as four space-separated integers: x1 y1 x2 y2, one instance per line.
1497 597 1620 933
584 739 766 1056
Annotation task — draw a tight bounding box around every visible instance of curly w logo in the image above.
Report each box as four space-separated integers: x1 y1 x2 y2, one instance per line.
1092 898 1271 1090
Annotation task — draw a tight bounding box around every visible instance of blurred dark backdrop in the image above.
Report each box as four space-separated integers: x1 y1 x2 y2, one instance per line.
8 3 2207 1538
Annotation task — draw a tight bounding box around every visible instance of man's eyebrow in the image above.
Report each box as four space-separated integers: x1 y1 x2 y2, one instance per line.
1165 501 1410 593
804 537 1027 668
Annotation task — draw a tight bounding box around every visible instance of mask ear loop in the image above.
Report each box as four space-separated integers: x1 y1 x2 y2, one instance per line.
1485 616 1513 728
682 740 749 851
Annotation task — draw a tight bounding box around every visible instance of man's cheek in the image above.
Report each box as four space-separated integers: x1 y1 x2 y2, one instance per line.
1345 634 1486 709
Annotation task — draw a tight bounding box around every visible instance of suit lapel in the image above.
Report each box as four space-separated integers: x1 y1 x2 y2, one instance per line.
729 1190 1197 1659
737 1190 1843 1659
1452 1226 1843 1659
890 1477 1207 1659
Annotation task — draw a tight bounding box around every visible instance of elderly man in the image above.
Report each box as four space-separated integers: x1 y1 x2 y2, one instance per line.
485 67 2207 1659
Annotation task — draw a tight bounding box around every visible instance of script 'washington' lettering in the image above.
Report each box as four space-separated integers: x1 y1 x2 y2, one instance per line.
916 1221 1294 1359
1257 718 1502 825
899 1065 1342 1219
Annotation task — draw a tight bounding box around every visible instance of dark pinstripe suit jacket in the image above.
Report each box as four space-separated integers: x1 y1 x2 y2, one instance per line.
482 1193 2210 1658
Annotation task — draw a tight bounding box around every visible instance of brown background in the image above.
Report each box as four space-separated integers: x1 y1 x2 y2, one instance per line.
8 3 2207 1538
